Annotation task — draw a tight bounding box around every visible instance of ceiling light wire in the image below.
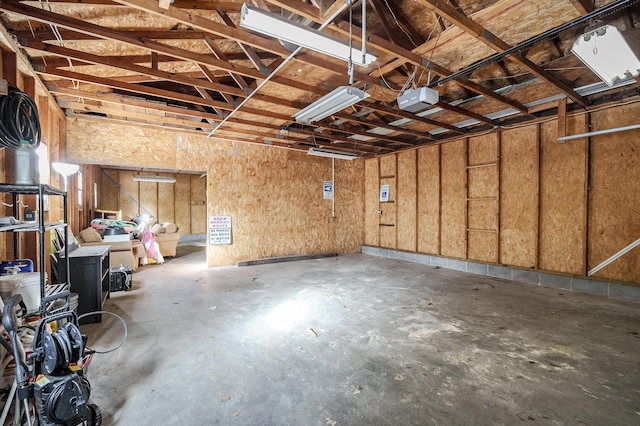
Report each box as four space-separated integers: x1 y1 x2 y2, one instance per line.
348 0 354 85
381 0 417 48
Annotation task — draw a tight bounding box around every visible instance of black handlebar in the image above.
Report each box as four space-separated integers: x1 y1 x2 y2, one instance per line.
2 294 26 333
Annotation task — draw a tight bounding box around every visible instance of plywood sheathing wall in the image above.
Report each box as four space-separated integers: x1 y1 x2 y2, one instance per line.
196 144 363 266
440 141 466 259
98 169 204 236
467 133 499 263
68 117 364 267
365 103 640 285
364 158 379 247
539 116 588 275
397 151 417 252
589 103 640 283
500 126 538 269
417 146 440 255
379 155 397 249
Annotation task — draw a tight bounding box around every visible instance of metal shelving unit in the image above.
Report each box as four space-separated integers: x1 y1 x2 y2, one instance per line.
0 183 70 314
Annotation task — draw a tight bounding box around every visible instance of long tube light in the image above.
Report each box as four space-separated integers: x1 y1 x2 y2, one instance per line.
240 3 376 67
572 25 640 87
132 174 176 183
308 147 358 160
294 86 369 124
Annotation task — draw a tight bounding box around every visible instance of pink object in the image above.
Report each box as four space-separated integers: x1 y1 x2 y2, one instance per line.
141 227 158 259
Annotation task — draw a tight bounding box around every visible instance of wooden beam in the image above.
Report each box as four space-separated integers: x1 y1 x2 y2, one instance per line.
30 52 270 69
37 67 297 120
68 112 301 151
273 0 532 118
202 36 250 90
109 0 377 85
26 42 245 97
29 1 244 11
557 98 567 139
567 0 594 14
416 0 588 108
3 1 371 93
0 2 266 80
339 22 532 116
48 86 221 121
62 101 218 129
496 60 518 86
216 8 270 75
12 29 214 43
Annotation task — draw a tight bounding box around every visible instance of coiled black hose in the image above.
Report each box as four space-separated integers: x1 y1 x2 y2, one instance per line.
0 84 41 150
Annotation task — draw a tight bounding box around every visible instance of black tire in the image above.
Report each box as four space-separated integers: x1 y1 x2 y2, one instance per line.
87 403 102 426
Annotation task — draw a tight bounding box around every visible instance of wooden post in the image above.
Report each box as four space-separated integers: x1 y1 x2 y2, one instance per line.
464 138 469 260
535 124 541 270
496 131 502 264
414 149 419 253
583 114 591 276
437 144 442 256
557 98 567 140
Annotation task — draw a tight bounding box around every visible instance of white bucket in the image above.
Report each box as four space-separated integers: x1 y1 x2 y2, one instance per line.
0 272 43 312
0 274 21 303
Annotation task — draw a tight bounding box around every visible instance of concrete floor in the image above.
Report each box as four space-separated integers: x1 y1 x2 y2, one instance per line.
81 243 640 425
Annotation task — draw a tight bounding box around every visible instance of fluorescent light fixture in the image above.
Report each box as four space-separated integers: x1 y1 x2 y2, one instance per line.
240 3 376 67
132 174 176 183
571 25 640 87
308 147 358 160
294 86 369 124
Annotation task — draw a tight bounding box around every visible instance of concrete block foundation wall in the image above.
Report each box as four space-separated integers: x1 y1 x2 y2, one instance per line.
362 246 640 303
364 103 640 286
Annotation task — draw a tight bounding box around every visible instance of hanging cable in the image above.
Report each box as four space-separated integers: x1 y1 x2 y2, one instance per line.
348 0 354 86
0 85 41 149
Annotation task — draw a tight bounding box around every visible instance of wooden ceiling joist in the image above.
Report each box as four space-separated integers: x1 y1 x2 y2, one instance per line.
1 0 633 158
416 0 588 108
1 2 268 80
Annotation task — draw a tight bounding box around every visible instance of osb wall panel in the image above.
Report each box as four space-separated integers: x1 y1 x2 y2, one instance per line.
174 174 192 235
118 170 139 219
364 158 379 246
98 169 203 234
379 154 396 178
539 116 587 275
202 144 364 266
379 154 397 237
139 181 158 219
66 118 176 169
99 169 119 211
469 133 498 166
468 231 497 263
380 175 396 216
417 145 440 254
334 160 365 253
468 200 497 231
440 140 466 258
468 167 497 198
397 151 416 252
157 182 175 225
588 103 640 283
380 225 396 249
500 126 538 269
189 175 206 234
